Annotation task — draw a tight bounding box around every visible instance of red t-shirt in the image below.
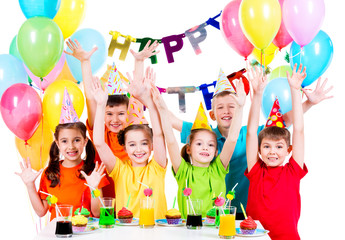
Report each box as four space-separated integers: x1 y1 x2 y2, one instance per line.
86 120 129 198
245 157 308 240
39 161 109 220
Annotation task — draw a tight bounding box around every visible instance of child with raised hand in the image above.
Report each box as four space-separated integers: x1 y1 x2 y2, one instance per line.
151 76 246 218
245 64 308 240
91 67 167 219
16 92 107 220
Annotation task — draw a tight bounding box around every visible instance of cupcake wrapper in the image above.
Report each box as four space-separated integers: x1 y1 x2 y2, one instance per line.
119 218 133 224
240 229 256 235
206 217 215 224
72 225 87 233
166 218 181 224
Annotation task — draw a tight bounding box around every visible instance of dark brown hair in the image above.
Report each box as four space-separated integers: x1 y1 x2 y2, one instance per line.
45 122 96 188
258 126 291 147
117 124 153 146
107 94 129 108
181 129 218 163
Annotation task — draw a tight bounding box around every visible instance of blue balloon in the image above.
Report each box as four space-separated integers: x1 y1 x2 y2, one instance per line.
19 0 61 19
66 28 107 84
262 77 292 119
0 54 28 98
290 30 333 87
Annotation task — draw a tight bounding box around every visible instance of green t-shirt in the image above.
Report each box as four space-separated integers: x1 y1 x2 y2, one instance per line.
174 155 229 219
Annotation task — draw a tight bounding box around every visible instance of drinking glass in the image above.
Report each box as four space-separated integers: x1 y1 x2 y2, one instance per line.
186 199 203 229
55 204 73 238
139 198 155 228
218 206 236 239
99 197 115 228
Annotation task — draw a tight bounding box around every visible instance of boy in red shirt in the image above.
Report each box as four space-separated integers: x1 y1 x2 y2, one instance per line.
245 64 309 240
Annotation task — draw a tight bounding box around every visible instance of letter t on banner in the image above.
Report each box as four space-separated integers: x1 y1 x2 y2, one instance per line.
161 34 185 63
185 23 207 55
167 86 197 113
108 31 136 61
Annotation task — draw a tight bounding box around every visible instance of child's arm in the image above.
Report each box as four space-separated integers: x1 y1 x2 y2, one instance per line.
287 64 306 168
91 76 117 173
65 39 98 127
81 162 106 217
15 158 48 217
219 79 246 169
246 66 267 172
151 82 182 174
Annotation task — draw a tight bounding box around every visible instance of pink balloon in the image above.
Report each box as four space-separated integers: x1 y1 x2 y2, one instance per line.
221 0 254 59
1 83 42 141
273 0 293 50
283 0 325 47
25 52 66 91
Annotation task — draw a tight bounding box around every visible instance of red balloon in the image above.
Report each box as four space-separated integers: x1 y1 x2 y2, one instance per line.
220 0 254 59
272 0 293 50
1 83 42 141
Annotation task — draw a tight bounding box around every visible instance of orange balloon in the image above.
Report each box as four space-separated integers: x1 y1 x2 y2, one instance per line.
55 60 78 84
15 119 53 171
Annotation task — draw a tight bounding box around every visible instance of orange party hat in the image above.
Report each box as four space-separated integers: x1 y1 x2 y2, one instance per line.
213 68 236 96
126 96 148 125
265 97 286 128
191 103 212 131
59 88 80 124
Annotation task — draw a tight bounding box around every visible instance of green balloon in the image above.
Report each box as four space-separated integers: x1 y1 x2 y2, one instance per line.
9 35 23 61
268 65 293 82
17 16 63 78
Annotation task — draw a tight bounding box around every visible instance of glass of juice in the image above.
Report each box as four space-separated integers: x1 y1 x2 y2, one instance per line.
186 199 203 229
218 206 236 239
99 197 115 228
55 204 73 238
139 198 155 228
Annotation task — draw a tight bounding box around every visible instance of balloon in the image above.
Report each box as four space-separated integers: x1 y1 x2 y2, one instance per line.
0 54 28 97
290 30 333 87
9 35 23 61
252 43 279 66
55 60 78 84
19 0 61 19
268 65 292 82
25 52 66 91
262 77 291 118
66 28 107 83
17 17 64 78
15 119 53 171
272 0 293 50
239 0 281 50
53 0 86 39
283 0 325 47
43 80 84 132
0 83 42 141
220 0 254 59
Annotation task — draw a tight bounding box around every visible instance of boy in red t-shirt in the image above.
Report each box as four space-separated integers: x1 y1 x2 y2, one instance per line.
245 64 312 240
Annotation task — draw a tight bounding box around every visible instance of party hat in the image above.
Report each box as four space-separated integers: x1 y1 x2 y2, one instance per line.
107 62 126 95
191 103 212 131
265 97 286 128
213 68 236 96
59 88 80 124
126 96 148 125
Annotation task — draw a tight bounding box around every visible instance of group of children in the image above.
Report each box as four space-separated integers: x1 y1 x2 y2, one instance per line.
15 39 333 240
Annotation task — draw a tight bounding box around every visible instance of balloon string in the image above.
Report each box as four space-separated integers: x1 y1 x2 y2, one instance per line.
289 48 303 60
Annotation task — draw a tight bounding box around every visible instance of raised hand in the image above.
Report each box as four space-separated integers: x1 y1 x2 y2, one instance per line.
302 77 333 105
81 162 106 189
246 63 267 95
231 78 246 108
90 76 108 105
287 63 307 90
130 40 159 61
15 158 43 187
151 81 167 111
64 39 98 62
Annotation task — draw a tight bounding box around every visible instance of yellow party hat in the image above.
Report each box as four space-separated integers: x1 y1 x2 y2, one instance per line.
191 103 212 131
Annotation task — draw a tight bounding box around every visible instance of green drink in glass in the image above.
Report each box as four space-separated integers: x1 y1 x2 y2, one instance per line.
99 197 115 228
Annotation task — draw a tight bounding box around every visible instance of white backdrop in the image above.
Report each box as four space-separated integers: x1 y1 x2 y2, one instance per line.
0 0 344 239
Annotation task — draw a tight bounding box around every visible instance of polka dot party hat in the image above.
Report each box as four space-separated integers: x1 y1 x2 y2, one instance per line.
59 88 80 124
107 62 126 95
265 97 286 128
213 68 236 96
126 96 148 125
191 102 212 131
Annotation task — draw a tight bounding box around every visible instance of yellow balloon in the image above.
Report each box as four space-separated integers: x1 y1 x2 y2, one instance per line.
53 0 86 39
252 43 279 66
43 80 84 132
15 119 53 171
239 0 281 50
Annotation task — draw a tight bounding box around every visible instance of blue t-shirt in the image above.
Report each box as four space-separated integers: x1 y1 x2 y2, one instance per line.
180 121 264 213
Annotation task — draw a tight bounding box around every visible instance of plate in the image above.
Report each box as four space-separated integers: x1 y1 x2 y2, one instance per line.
202 218 216 227
73 218 99 235
236 228 269 237
115 218 139 226
155 219 185 227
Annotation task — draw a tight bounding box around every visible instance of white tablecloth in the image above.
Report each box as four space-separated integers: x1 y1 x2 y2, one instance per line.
34 219 271 240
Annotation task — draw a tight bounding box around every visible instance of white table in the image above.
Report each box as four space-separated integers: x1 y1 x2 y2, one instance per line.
34 219 271 240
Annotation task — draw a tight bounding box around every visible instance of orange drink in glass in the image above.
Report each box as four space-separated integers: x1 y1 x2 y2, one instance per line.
139 198 155 228
218 206 236 239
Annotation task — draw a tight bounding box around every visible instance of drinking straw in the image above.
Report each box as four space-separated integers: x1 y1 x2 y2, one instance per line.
172 196 176 209
79 190 85 215
126 194 131 208
137 181 150 208
225 183 238 207
240 203 247 219
40 191 52 196
137 181 149 188
231 183 238 192
55 204 63 218
185 180 195 215
84 183 106 209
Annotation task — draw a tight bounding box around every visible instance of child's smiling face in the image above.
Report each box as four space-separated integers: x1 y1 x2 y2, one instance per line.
124 129 152 167
210 93 236 130
188 130 217 167
259 137 290 167
104 104 128 133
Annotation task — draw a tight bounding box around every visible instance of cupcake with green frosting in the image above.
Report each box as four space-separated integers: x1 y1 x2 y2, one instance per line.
74 207 90 218
206 208 216 224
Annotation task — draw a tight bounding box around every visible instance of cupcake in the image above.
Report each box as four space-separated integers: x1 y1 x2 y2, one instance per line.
206 208 216 224
72 215 88 233
165 209 181 225
240 216 257 235
118 207 133 223
74 207 90 218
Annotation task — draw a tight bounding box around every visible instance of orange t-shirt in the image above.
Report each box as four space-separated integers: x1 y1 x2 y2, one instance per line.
39 161 108 220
